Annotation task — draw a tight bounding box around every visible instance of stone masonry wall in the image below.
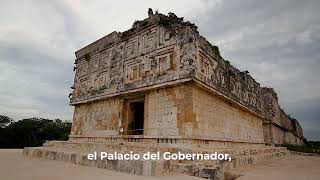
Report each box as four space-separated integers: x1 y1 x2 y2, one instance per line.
69 9 304 144
71 13 195 105
71 97 122 136
145 88 179 136
71 83 265 145
193 86 264 143
145 84 200 138
261 88 304 144
192 22 304 143
263 123 303 145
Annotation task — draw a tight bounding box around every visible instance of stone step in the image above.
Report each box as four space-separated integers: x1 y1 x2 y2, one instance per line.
198 166 221 180
45 140 287 154
169 149 289 179
23 147 169 176
170 162 195 176
170 162 222 179
24 141 290 180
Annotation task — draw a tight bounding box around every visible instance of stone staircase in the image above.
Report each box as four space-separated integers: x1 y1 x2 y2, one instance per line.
23 140 289 180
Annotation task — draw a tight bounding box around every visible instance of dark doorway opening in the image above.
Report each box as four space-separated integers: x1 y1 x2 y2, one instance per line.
131 101 144 135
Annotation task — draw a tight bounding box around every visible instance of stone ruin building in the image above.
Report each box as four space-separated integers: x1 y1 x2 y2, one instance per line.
24 9 305 179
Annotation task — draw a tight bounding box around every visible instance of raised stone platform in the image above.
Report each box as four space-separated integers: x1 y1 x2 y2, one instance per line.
23 140 289 180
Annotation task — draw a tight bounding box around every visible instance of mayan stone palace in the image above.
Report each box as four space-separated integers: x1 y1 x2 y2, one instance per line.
24 9 305 179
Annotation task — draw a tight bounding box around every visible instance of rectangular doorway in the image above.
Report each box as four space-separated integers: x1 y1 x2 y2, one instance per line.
131 101 144 135
123 96 145 135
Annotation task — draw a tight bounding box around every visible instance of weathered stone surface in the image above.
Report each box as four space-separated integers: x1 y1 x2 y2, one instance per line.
23 8 305 180
69 9 304 145
23 141 289 180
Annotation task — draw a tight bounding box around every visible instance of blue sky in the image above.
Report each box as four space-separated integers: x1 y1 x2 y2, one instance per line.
0 0 319 140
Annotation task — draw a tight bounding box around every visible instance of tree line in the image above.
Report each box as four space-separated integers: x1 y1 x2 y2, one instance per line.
0 115 71 148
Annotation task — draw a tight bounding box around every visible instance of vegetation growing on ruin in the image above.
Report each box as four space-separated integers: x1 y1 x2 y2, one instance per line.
121 19 149 39
100 85 107 90
84 53 90 61
121 29 136 39
157 12 198 31
94 85 107 95
211 45 220 56
158 17 175 28
225 60 230 66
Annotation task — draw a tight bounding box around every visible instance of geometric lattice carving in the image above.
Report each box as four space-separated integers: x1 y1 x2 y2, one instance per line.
156 53 172 75
125 60 140 82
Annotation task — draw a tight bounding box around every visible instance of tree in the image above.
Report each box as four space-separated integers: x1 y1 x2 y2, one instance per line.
0 115 13 128
0 115 71 148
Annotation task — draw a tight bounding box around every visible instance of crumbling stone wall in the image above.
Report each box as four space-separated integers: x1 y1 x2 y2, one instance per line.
70 9 304 145
194 37 264 116
261 88 304 144
71 14 195 105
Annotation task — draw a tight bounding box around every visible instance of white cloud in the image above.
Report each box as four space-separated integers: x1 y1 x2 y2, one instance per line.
0 0 207 121
0 0 319 139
